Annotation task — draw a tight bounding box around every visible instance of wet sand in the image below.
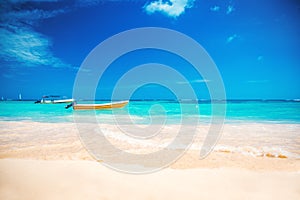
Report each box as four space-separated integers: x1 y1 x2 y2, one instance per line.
1 121 299 169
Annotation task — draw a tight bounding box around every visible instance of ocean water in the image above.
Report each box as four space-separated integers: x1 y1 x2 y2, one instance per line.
0 100 299 124
1 100 299 160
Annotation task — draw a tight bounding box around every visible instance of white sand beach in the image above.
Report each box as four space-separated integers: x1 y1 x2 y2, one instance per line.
1 159 300 200
0 120 300 199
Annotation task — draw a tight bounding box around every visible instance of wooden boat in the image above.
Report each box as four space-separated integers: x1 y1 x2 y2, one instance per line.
71 100 129 110
35 95 74 104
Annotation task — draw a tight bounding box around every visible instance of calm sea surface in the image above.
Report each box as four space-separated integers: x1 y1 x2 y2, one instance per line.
0 100 299 124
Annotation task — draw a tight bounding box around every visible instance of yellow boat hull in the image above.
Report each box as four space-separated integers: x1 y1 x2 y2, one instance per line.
73 101 129 110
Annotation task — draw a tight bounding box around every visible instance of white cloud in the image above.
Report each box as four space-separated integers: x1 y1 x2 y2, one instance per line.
144 0 195 18
177 79 210 84
4 9 66 26
193 79 210 83
1 0 142 69
0 26 70 68
210 6 220 12
226 5 235 15
226 34 238 43
0 1 74 68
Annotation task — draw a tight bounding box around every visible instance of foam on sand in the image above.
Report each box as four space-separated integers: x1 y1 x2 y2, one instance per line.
1 121 300 165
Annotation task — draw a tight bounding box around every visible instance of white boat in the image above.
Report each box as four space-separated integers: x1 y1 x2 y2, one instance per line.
35 95 74 104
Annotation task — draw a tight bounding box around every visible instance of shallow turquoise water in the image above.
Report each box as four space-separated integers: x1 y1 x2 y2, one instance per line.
0 100 299 123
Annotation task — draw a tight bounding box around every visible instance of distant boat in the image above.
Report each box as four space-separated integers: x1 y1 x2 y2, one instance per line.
66 100 129 110
35 95 74 104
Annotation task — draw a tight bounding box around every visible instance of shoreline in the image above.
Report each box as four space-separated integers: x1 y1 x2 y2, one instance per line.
1 120 300 171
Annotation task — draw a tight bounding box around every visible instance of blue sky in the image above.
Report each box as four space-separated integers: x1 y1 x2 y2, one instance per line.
0 0 299 100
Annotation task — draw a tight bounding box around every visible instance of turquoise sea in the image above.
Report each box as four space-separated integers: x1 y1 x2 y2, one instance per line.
1 100 299 160
0 100 299 124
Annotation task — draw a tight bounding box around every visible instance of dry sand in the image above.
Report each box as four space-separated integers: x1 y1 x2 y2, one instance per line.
1 159 300 200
